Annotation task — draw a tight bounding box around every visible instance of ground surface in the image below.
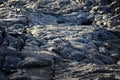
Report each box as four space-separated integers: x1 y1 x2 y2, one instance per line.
0 0 120 80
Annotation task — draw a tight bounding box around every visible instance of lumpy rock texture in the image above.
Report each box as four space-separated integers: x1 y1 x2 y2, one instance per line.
0 0 120 80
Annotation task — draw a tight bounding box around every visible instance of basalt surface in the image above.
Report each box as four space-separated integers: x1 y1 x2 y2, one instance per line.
0 0 120 80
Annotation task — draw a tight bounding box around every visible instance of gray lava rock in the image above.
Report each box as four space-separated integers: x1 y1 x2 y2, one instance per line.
8 69 30 80
54 44 86 62
97 76 115 80
0 18 29 26
69 51 86 61
107 14 120 28
20 57 52 68
0 71 6 80
0 0 120 80
0 33 4 45
17 35 26 51
3 55 22 69
0 0 5 4
0 27 6 45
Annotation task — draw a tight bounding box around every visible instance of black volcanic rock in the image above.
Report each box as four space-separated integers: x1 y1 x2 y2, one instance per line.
0 0 119 80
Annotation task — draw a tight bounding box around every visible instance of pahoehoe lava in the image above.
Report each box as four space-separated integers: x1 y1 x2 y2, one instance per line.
0 0 120 80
